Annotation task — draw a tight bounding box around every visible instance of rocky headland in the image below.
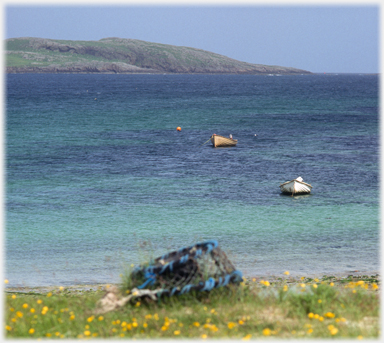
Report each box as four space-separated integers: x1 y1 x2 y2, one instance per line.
6 37 311 75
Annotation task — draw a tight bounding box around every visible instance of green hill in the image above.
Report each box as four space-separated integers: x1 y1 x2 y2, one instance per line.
5 37 311 74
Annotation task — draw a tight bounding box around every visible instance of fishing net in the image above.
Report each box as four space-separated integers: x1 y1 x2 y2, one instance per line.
95 240 242 313
129 240 243 296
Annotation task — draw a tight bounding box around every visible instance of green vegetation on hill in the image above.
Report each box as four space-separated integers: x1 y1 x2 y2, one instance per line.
5 37 311 74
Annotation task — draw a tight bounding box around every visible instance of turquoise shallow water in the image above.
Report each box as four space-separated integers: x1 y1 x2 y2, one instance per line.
5 74 379 287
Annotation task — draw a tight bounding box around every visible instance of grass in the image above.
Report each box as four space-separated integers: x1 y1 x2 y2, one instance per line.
4 274 379 339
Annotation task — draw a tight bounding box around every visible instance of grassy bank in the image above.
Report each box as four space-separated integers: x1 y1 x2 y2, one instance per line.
4 274 379 339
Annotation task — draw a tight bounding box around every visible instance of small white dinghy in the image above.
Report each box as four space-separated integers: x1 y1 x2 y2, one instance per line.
280 176 312 195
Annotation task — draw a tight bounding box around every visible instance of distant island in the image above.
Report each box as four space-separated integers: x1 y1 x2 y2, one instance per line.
5 37 311 75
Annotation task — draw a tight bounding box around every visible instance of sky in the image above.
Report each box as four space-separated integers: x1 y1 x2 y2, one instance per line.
2 2 381 73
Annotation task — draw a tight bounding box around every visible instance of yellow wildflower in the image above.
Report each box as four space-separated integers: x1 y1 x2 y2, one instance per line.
318 299 322 303
330 282 334 287
201 334 208 339
313 284 318 289
29 328 35 334
283 285 288 291
87 316 94 322
210 325 218 332
37 299 42 304
145 314 152 319
132 322 138 327
46 333 52 337
314 278 319 282
47 292 52 297
262 328 271 336
193 322 200 327
174 330 180 335
98 316 104 321
4 279 9 284
16 311 23 318
308 312 314 319
161 325 168 331
12 295 16 299
228 322 237 329
143 323 148 328
300 283 306 288
372 283 379 290
69 315 75 320
260 280 270 286
330 327 338 335
242 334 252 340
84 330 91 336
314 314 319 319
92 333 98 337
22 303 28 309
238 320 244 325
307 328 313 334
358 335 363 340
59 286 64 291
252 278 256 282
325 312 335 318
5 325 12 331
284 271 290 275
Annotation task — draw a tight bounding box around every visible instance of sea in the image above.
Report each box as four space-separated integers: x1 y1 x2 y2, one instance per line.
4 73 380 288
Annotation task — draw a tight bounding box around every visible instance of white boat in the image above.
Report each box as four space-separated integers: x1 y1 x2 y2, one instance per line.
280 177 312 195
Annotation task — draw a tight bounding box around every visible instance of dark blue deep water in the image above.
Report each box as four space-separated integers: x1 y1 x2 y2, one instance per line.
5 73 379 287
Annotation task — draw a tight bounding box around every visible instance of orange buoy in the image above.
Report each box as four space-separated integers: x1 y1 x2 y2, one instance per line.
176 127 181 131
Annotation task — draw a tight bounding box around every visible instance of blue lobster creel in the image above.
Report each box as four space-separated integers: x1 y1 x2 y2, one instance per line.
129 240 242 297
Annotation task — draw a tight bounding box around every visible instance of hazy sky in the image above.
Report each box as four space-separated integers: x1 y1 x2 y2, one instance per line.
4 3 379 73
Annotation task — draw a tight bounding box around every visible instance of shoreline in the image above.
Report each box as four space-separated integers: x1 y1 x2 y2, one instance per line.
4 271 380 294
